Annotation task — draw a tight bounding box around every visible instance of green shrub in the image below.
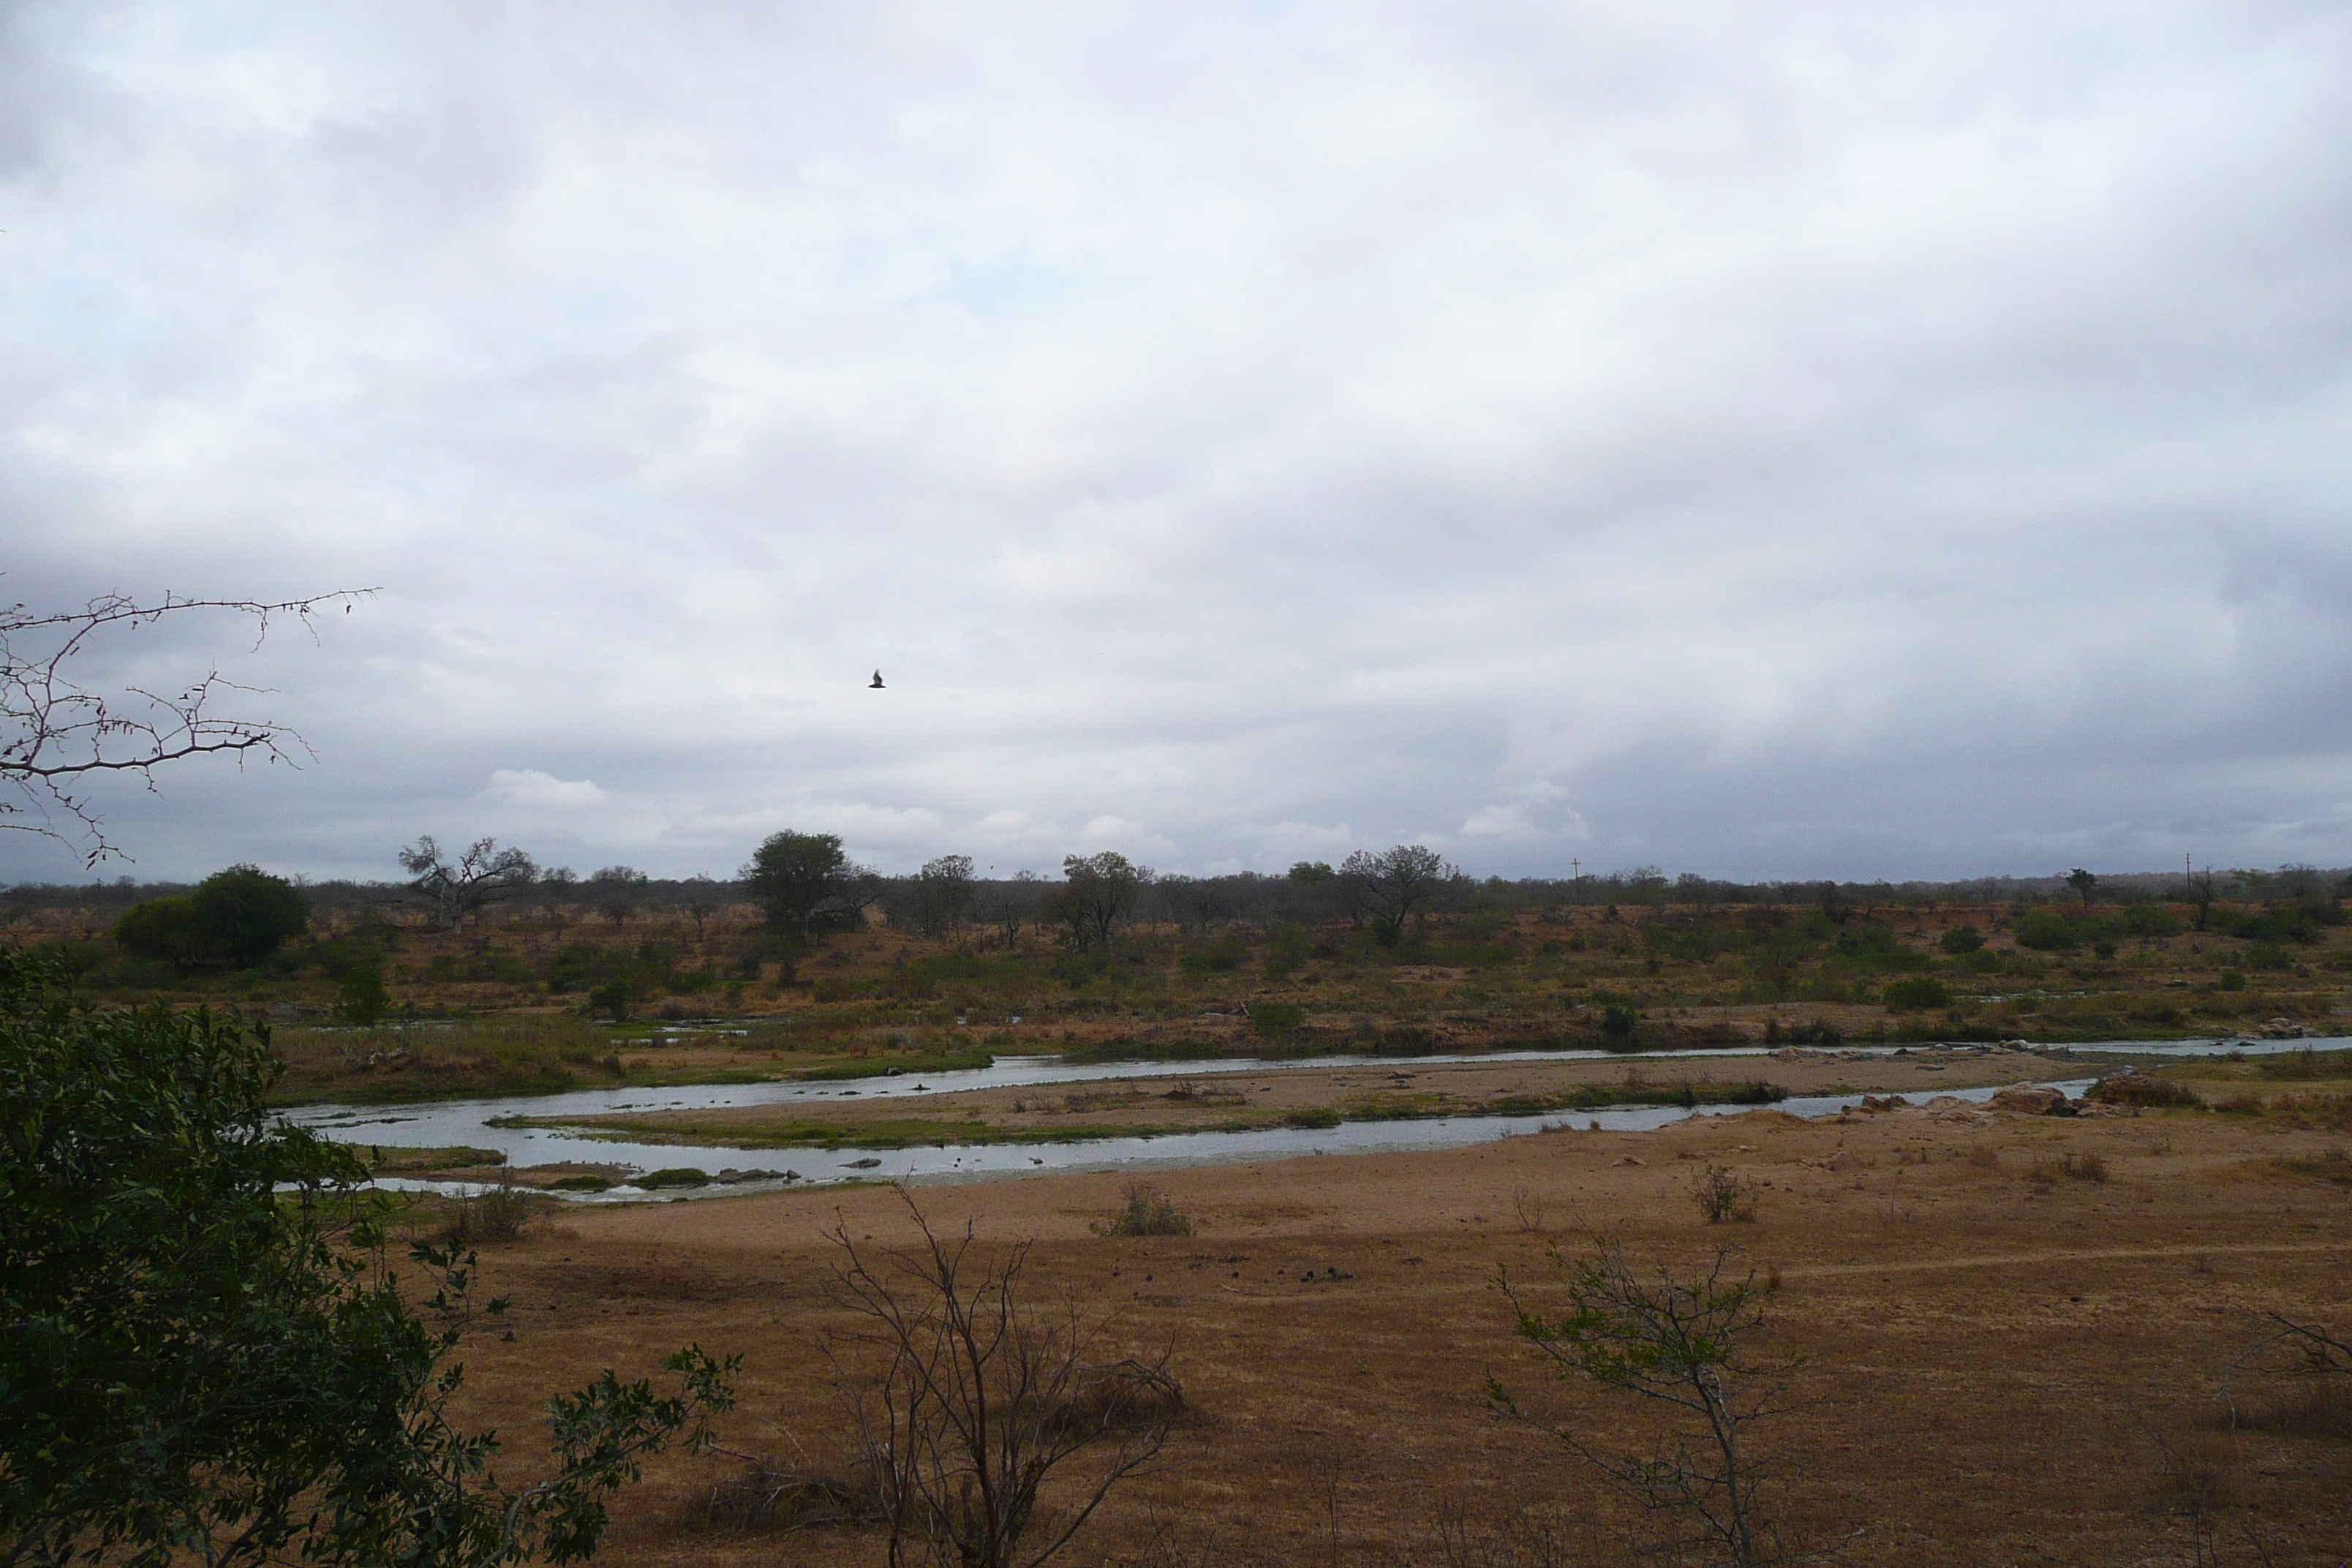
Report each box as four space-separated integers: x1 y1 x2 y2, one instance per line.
1599 1003 1639 1040
2013 909 2080 951
1179 938 1246 975
1938 924 1984 954
1281 1108 1341 1130
113 897 210 971
335 965 391 1026
1263 924 1310 979
1883 976 1952 1011
114 867 310 971
1249 1001 1305 1036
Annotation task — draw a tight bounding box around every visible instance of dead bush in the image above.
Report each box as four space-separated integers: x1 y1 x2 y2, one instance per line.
2269 1147 2352 1188
1099 1180 1195 1237
2275 1093 2352 1131
1692 1164 1757 1224
2222 1312 2352 1440
438 1170 529 1246
701 1455 886 1532
826 1191 1180 1568
1037 1356 1188 1438
2027 1151 2108 1185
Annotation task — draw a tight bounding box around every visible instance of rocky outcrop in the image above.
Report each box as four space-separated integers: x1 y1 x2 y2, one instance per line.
1989 1084 2073 1116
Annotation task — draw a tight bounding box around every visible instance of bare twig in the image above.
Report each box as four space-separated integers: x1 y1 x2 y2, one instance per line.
822 1188 1180 1568
0 588 375 863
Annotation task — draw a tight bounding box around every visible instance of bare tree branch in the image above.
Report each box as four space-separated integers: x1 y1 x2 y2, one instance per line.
822 1189 1181 1568
0 588 377 864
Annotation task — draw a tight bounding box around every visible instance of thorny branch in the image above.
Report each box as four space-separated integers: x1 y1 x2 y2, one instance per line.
0 589 374 863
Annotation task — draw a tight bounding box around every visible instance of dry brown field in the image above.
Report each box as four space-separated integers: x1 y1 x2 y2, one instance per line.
425 1096 2352 1567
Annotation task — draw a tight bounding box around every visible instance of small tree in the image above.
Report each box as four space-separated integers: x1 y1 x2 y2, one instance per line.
400 836 538 930
914 855 978 939
1053 852 1149 953
742 831 872 941
113 864 309 970
1340 845 1458 932
825 1195 1180 1568
193 863 311 965
2182 868 2220 932
1492 1239 1792 1567
2066 868 2097 908
679 875 723 943
1154 875 1223 937
588 865 649 927
979 872 1042 951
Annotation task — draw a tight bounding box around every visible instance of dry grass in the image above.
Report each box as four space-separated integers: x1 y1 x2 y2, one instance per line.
389 1098 2352 1567
436 1172 531 1246
2027 1150 2108 1185
1101 1180 1196 1237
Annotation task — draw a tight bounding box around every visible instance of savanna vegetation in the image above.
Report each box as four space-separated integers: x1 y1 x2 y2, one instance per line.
4 846 2347 1107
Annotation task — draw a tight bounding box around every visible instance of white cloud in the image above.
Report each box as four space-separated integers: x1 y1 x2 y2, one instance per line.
483 769 609 810
1457 782 1589 842
5 1 2351 882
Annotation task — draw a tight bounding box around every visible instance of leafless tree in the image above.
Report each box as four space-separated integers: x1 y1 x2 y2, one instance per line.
979 872 1042 951
680 875 723 943
823 1194 1181 1568
399 836 538 930
915 855 978 939
1 589 372 864
1156 875 1228 937
589 864 649 926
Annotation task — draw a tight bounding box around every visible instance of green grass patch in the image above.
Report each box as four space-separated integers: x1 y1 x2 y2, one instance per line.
363 1145 505 1175
795 1049 996 1081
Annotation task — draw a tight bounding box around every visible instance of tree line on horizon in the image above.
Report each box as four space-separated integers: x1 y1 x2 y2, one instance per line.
15 832 2348 929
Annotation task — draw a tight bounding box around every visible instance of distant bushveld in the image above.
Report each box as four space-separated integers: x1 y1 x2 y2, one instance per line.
4 848 2346 1104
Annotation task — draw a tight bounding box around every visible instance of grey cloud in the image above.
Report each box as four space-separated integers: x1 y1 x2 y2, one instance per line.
4 1 2350 883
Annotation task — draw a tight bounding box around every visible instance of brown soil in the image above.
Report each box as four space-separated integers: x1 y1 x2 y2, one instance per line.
424 1101 2352 1565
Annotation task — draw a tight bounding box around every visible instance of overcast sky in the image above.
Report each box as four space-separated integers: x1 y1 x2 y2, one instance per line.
4 1 2350 886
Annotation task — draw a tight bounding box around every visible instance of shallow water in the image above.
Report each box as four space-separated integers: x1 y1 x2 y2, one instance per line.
278 1035 2185 1199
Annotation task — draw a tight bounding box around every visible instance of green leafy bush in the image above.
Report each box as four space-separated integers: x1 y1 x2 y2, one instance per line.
1882 975 1953 1011
2013 909 2081 951
0 950 733 1567
1250 1000 1305 1036
1938 924 1984 954
112 865 309 972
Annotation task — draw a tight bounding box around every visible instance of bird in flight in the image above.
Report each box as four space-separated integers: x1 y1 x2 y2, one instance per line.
870 670 886 689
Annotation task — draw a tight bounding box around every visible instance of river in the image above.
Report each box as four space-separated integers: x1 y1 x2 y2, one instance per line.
284 1032 2335 1199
